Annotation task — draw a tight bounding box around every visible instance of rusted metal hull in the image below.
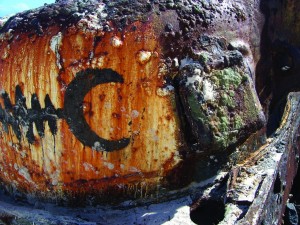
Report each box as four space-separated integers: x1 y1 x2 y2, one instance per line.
0 0 265 205
0 2 299 225
0 22 184 202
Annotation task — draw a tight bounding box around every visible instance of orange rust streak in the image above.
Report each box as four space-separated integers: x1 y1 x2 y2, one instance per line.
58 21 180 187
0 26 62 192
0 21 181 196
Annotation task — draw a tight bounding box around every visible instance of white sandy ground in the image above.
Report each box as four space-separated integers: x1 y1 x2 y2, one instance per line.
0 173 227 224
0 173 228 224
0 193 195 225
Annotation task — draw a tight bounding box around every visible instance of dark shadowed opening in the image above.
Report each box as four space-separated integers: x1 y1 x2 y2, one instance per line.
273 173 282 194
190 199 225 225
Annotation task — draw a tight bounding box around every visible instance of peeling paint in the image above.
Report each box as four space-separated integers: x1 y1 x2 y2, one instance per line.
156 85 175 97
83 162 95 172
50 32 63 70
18 167 33 184
180 57 197 69
104 162 115 170
202 79 216 101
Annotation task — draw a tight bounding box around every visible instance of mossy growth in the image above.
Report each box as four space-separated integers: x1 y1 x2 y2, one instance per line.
216 103 230 131
219 116 230 132
180 63 261 152
219 131 238 149
198 52 212 65
220 93 235 108
208 67 247 149
185 82 239 150
213 125 240 150
213 67 243 90
205 67 248 150
210 75 220 87
233 115 244 130
228 90 235 97
187 94 206 122
243 85 261 120
214 132 229 149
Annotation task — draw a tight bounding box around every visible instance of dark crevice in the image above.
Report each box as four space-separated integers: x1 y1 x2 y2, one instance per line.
256 1 300 137
236 205 250 221
190 199 225 225
255 0 272 115
273 173 282 194
267 41 300 136
266 97 287 136
190 177 228 225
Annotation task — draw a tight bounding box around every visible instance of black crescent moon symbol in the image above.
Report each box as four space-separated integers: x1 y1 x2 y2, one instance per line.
64 68 130 152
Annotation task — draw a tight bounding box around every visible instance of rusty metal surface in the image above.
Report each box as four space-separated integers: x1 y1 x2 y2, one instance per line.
0 0 266 204
0 20 182 202
0 91 298 225
0 0 299 223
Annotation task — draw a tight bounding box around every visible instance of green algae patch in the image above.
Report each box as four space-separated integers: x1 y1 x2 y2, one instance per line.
175 35 265 154
214 133 229 150
213 68 243 90
220 93 235 108
233 115 244 130
219 116 230 132
187 95 206 121
198 51 212 64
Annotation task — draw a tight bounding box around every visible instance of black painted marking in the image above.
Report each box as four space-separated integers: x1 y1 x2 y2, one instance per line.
0 86 61 144
64 68 130 152
0 68 130 152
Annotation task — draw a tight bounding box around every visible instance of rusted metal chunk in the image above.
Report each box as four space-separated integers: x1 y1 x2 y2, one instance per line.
175 36 265 153
0 2 300 224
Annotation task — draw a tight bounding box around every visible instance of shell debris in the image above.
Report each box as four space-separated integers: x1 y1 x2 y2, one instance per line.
136 50 152 65
110 36 123 48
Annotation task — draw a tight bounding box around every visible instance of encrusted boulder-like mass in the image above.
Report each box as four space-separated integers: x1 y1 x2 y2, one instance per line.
176 36 264 153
